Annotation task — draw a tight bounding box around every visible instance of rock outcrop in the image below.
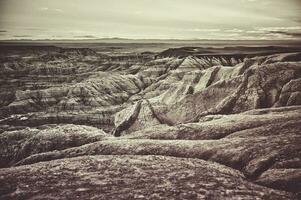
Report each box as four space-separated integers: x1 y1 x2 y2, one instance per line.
0 44 301 199
0 155 295 200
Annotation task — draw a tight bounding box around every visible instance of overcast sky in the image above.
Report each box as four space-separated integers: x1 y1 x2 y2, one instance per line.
0 0 301 40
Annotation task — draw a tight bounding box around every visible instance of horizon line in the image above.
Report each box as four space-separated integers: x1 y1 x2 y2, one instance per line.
1 37 301 42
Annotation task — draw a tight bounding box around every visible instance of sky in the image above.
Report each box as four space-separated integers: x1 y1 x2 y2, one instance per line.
0 0 301 40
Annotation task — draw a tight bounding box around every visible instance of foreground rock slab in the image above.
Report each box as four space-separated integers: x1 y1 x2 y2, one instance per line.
0 155 295 200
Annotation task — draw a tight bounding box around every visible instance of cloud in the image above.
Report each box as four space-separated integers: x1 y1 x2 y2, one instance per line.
241 0 258 3
269 31 301 38
225 29 244 33
256 26 301 32
25 28 47 31
39 7 63 13
186 28 221 32
250 26 301 39
13 35 32 38
246 30 265 34
73 35 99 39
39 7 49 11
54 8 63 13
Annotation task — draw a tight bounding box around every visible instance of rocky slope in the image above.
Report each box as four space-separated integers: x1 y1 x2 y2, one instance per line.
0 44 301 199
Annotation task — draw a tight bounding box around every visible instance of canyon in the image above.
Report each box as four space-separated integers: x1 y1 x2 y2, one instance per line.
0 43 301 199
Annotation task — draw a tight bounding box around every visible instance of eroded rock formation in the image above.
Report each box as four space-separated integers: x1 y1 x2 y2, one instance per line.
0 45 301 199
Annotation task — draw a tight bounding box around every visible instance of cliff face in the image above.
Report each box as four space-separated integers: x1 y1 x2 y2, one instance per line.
0 45 301 199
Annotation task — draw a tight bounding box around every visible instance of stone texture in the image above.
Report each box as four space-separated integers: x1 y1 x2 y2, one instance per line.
1 45 301 199
0 155 295 200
